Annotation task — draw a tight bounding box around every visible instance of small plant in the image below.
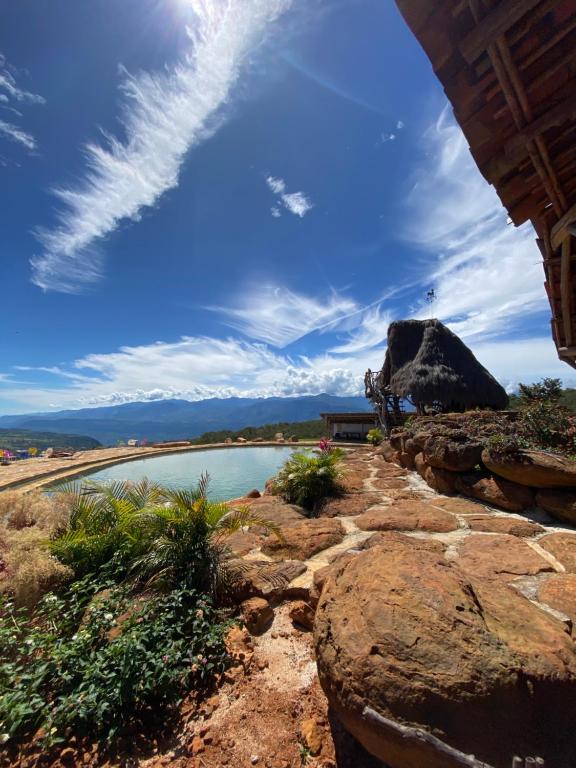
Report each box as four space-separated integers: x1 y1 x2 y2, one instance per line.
0 584 229 748
50 475 280 594
272 449 345 512
513 378 574 454
366 428 384 446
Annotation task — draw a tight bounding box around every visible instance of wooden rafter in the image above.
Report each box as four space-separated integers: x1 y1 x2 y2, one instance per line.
460 0 546 63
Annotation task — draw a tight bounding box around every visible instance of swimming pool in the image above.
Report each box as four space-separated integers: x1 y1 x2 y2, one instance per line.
50 446 297 500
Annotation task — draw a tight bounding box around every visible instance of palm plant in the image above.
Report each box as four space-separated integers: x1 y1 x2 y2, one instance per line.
50 474 280 595
272 448 345 512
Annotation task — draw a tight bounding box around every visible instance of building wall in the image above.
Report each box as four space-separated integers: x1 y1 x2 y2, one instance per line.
330 422 374 438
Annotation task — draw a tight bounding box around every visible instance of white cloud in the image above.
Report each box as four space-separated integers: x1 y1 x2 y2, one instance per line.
0 119 36 150
271 206 282 218
266 175 286 195
30 0 291 293
0 335 366 413
0 54 44 153
381 132 396 143
213 284 358 347
281 191 313 217
396 120 404 130
330 304 393 354
265 174 314 217
405 107 548 343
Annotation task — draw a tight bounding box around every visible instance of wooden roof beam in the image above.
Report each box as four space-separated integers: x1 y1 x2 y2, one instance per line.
460 0 550 64
561 236 574 347
505 92 576 162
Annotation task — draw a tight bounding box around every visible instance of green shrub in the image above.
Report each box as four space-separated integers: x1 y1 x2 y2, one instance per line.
0 583 229 748
512 378 575 454
272 447 344 512
50 475 279 593
366 428 384 446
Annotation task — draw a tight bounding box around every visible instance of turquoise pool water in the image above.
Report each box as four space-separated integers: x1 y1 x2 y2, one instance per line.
51 446 297 500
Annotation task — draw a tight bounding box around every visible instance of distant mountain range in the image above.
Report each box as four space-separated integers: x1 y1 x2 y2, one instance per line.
0 395 373 445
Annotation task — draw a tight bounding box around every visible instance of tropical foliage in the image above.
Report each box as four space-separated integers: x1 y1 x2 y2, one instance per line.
50 475 280 592
272 443 345 512
190 419 327 444
366 428 384 445
0 584 229 747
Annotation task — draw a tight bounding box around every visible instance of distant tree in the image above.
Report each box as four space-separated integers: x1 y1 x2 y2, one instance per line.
518 378 562 404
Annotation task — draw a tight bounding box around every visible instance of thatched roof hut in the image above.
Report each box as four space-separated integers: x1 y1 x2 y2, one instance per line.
380 319 508 413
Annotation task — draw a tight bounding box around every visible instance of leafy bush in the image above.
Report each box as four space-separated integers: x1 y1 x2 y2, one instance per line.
272 447 344 511
0 583 229 748
512 378 575 454
367 428 384 446
50 476 279 593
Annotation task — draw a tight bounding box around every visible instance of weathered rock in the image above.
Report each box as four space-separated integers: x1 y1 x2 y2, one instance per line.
356 502 458 533
455 473 534 512
247 499 306 529
229 559 307 601
430 497 488 515
483 448 576 489
536 489 576 525
359 530 446 555
397 451 415 470
456 534 554 580
539 533 576 573
289 600 315 630
389 430 405 451
300 718 323 756
424 436 484 472
225 530 264 556
245 488 261 498
411 431 432 452
241 597 273 635
402 438 420 458
314 539 576 768
261 518 345 561
312 552 357 597
236 437 247 443
538 574 576 623
318 493 381 518
464 515 543 538
421 464 458 495
342 471 369 493
225 437 233 444
370 477 409 491
414 452 427 479
375 441 395 462
252 436 264 442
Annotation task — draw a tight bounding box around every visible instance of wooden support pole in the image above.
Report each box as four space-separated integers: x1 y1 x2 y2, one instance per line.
551 201 576 250
561 236 573 346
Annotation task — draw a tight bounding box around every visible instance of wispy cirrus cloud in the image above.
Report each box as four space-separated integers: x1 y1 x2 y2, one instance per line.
265 175 314 218
31 0 291 294
404 106 547 344
0 119 37 150
0 53 45 152
212 284 358 347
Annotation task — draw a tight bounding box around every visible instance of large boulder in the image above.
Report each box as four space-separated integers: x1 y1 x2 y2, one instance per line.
318 492 382 518
455 473 534 512
261 518 344 561
228 559 307 601
423 435 483 473
536 489 576 525
539 533 576 573
314 536 576 768
482 449 576 489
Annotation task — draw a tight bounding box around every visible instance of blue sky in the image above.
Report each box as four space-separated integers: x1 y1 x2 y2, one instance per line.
0 0 571 414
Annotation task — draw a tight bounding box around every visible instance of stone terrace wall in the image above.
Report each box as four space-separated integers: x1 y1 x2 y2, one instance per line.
387 412 576 525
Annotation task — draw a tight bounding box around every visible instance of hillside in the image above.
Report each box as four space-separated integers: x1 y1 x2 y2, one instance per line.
190 419 327 444
0 429 101 452
0 395 372 445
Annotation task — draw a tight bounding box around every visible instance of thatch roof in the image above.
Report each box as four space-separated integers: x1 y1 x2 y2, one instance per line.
381 319 509 411
394 1 576 368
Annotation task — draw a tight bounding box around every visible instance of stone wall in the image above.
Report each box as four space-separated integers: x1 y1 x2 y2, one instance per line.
386 412 576 524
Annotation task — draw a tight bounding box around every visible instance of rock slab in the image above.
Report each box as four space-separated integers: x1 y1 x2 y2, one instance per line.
314 536 576 768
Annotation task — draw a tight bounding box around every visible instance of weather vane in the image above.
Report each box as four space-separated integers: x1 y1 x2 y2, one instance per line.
426 288 436 319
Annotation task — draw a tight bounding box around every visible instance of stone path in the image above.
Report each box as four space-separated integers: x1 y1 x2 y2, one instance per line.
232 445 576 629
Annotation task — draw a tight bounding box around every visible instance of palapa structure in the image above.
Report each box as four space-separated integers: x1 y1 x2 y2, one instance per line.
365 319 508 431
394 0 576 367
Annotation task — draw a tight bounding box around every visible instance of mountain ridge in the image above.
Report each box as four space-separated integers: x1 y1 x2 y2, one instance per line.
0 394 373 445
